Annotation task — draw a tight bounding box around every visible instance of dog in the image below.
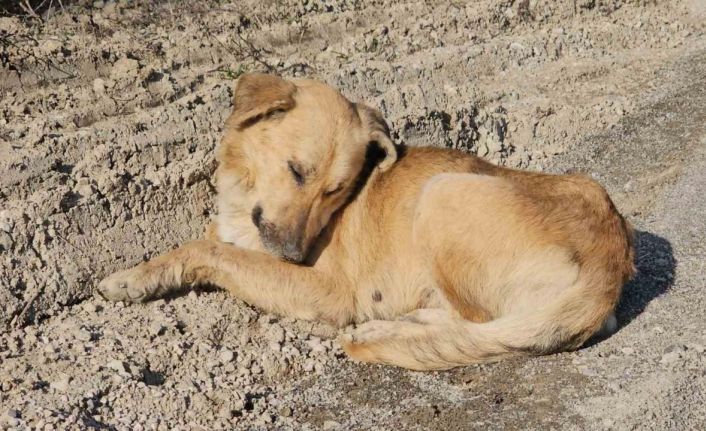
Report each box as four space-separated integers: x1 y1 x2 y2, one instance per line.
98 73 635 370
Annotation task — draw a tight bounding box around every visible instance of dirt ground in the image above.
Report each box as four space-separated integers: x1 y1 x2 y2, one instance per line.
1 0 705 429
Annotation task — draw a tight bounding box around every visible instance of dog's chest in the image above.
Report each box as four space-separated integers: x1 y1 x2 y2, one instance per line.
215 213 263 252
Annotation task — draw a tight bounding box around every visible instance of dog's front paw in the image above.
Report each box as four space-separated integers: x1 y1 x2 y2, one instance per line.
97 266 155 303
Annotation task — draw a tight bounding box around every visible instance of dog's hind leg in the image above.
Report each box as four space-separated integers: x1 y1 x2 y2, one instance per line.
97 240 355 326
340 312 515 370
340 173 628 369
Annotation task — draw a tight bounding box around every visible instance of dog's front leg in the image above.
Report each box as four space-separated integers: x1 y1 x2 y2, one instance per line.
98 240 354 325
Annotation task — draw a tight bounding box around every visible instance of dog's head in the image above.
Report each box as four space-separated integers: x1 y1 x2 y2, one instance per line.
217 73 397 263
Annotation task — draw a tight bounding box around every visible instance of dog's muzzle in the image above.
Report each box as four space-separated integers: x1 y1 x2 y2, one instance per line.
252 205 307 263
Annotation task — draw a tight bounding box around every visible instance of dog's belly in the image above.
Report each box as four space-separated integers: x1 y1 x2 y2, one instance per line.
351 263 452 322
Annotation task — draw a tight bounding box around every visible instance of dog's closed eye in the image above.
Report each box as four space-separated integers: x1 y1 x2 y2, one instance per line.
324 183 344 196
288 161 305 186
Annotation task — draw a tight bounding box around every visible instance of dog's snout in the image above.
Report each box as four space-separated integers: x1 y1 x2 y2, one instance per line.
282 238 305 263
251 205 263 229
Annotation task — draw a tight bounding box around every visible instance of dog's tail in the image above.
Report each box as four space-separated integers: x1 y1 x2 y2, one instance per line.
340 272 622 370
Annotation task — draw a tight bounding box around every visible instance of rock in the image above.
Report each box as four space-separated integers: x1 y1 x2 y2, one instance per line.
306 337 327 355
82 302 98 313
107 359 129 373
621 347 635 356
688 343 705 354
660 352 680 364
50 376 71 392
0 231 13 251
110 58 140 81
5 409 20 419
149 322 165 337
75 178 95 197
0 219 12 233
660 349 682 364
219 349 235 363
279 406 293 417
323 420 341 430
41 39 62 54
266 323 285 345
218 406 233 419
76 329 93 342
93 78 106 94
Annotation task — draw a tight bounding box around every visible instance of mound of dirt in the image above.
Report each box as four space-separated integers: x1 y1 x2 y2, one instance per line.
1 1 705 429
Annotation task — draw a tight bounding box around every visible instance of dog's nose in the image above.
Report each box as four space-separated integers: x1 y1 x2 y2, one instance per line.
251 205 263 229
282 238 305 263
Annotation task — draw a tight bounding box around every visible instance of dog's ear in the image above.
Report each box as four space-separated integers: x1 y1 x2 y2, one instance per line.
356 103 398 171
226 73 296 129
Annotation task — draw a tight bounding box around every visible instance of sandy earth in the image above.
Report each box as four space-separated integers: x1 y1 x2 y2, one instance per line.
1 0 705 429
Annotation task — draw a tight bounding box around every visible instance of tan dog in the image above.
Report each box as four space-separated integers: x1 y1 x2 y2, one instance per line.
99 73 635 370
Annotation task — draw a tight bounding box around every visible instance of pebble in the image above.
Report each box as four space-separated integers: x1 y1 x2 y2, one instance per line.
306 337 327 355
76 330 93 342
219 349 235 363
621 347 635 356
690 343 705 354
107 359 129 374
218 406 233 419
149 322 166 337
50 376 71 392
660 351 681 364
82 302 98 313
266 324 285 345
323 420 341 430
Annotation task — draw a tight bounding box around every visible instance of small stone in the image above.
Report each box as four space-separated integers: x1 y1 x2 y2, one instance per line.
219 349 235 363
82 302 98 313
0 220 11 233
0 231 13 251
279 406 293 417
218 406 233 419
41 39 62 53
50 376 71 392
149 322 166 337
266 323 285 345
323 420 341 430
76 329 93 342
306 337 327 355
75 178 95 197
107 359 129 373
660 351 681 364
92 78 106 95
621 347 634 356
110 58 140 81
688 343 705 354
6 409 20 419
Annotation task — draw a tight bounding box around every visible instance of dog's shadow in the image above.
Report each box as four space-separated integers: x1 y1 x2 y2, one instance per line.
589 230 676 345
